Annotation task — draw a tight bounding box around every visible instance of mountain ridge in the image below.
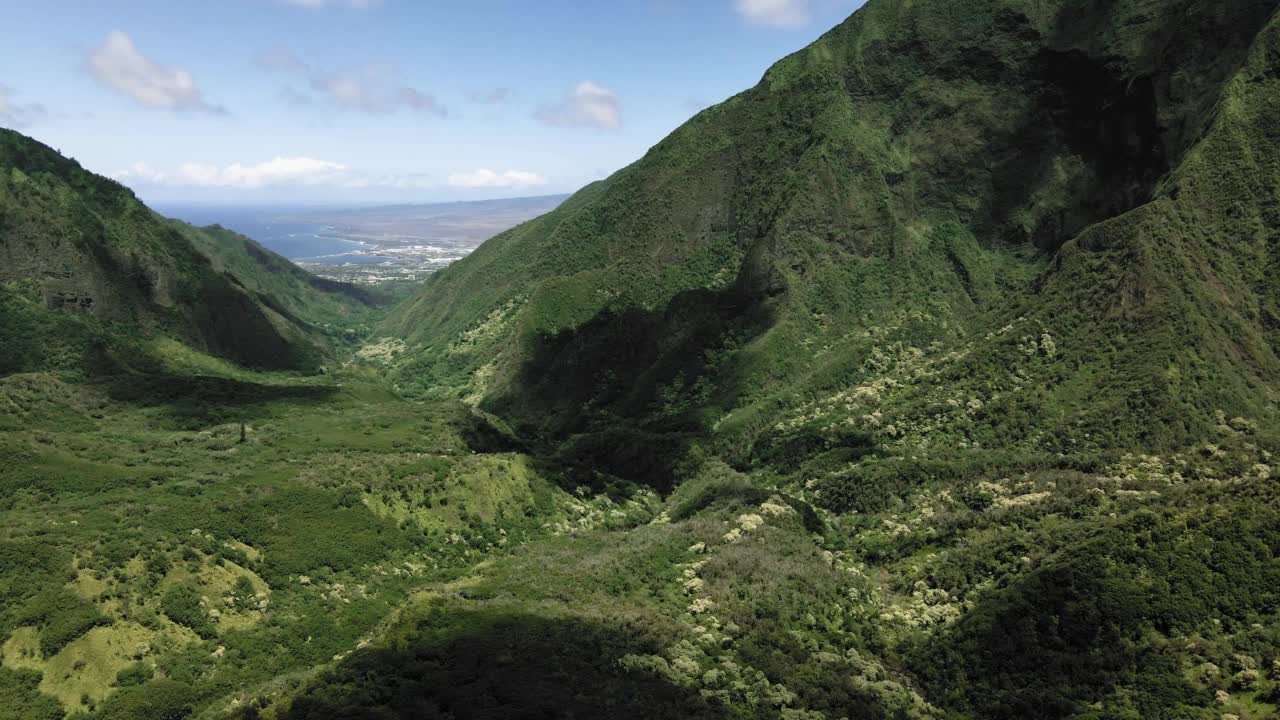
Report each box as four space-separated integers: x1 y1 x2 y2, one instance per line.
0 128 383 376
1 2 1280 719
382 0 1280 480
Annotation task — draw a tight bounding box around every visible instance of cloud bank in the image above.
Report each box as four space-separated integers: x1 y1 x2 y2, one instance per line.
174 157 346 188
447 169 547 189
470 88 514 105
114 157 437 191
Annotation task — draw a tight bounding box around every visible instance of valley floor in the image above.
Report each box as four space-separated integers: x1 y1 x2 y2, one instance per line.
2 351 1278 720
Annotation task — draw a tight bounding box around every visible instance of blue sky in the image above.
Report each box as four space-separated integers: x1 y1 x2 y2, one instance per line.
0 0 863 206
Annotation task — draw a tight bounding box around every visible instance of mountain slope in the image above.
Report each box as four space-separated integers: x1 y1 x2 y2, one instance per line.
2 3 1278 719
257 7 1280 719
173 221 385 340
384 0 1280 479
0 129 382 375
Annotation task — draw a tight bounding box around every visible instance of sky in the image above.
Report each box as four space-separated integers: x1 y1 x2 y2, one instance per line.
0 0 863 207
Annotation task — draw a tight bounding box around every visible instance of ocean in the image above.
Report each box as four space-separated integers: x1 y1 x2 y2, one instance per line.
158 206 388 265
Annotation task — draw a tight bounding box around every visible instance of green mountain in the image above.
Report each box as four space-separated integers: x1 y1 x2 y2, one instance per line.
385 0 1280 479
3 2 1280 720
0 128 383 376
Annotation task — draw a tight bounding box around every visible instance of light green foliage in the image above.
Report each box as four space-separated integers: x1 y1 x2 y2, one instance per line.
0 362 597 718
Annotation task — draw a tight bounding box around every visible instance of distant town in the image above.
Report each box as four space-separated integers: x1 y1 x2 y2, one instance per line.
166 195 569 286
297 244 466 285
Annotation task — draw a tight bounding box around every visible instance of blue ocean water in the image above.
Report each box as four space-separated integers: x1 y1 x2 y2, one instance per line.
159 206 387 264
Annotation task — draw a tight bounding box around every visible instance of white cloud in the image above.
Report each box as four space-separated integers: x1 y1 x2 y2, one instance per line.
112 161 166 183
0 84 48 128
535 81 622 130
257 48 445 116
447 169 548 189
88 31 224 113
113 157 437 191
312 70 381 110
175 157 346 188
735 0 811 28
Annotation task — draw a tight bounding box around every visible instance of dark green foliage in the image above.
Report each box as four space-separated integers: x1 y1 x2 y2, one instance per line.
160 585 216 639
273 602 726 720
13 587 109 657
0 284 102 378
100 373 336 430
554 427 696 492
114 663 154 688
91 679 195 720
233 486 409 583
912 495 1280 719
812 452 1107 514
0 441 152 499
0 539 68 640
0 668 62 720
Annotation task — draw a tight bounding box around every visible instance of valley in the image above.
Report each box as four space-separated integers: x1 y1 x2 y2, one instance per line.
4 329 1277 720
2 0 1280 718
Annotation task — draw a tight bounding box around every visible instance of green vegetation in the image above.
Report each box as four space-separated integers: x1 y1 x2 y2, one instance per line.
0 127 384 377
0 358 607 718
3 0 1280 718
159 587 216 640
16 589 110 658
383 0 1280 474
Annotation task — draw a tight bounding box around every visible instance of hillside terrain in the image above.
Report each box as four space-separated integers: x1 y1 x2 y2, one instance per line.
0 128 384 376
385 0 1280 471
1 0 1279 719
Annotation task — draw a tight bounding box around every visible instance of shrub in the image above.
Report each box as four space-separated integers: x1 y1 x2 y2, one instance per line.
0 668 62 720
115 663 154 688
93 679 195 720
160 585 216 639
12 588 108 657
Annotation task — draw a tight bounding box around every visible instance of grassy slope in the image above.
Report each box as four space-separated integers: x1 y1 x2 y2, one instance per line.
0 129 378 375
0 359 620 719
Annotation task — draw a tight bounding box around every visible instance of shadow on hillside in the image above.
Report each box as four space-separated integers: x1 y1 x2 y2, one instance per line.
98 373 337 429
488 273 779 493
241 605 728 720
907 484 1280 719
